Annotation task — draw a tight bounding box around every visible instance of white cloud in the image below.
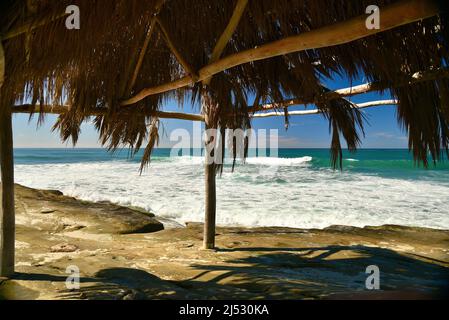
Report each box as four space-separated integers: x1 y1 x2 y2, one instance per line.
372 132 407 141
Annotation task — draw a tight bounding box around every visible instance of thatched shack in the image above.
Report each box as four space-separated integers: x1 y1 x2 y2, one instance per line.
1 0 448 277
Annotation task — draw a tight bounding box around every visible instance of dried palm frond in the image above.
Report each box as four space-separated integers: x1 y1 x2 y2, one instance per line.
0 0 447 169
140 118 160 173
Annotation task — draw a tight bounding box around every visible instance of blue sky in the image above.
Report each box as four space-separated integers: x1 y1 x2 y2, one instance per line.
12 75 408 149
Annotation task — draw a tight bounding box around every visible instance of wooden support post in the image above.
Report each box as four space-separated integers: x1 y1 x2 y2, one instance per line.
0 105 15 278
200 0 248 249
0 42 15 278
204 155 216 249
202 90 218 250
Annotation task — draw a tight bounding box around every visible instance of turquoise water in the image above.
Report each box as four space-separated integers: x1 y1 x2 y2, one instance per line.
14 148 449 181
13 148 449 229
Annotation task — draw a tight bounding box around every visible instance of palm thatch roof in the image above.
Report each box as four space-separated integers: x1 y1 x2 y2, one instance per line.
1 0 449 168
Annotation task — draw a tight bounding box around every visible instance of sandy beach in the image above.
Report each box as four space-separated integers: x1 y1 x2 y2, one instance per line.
1 184 448 300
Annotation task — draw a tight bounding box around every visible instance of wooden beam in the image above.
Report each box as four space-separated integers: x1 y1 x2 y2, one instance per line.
2 12 68 41
12 104 77 115
203 0 248 86
0 41 15 278
155 17 198 79
154 110 204 122
16 63 446 119
209 0 248 64
126 20 158 93
250 67 449 112
251 100 398 118
332 68 449 98
12 104 206 122
0 42 4 90
11 99 397 123
356 100 398 108
126 0 165 93
121 0 440 106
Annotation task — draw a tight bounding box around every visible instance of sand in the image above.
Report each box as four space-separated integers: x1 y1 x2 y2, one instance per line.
0 184 448 300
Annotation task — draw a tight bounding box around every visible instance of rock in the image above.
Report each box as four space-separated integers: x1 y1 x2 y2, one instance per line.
50 243 78 253
122 289 146 300
225 241 243 248
127 206 155 217
40 208 55 214
324 225 358 232
63 224 86 232
122 293 134 300
14 184 165 235
46 190 64 196
185 222 203 228
84 203 164 234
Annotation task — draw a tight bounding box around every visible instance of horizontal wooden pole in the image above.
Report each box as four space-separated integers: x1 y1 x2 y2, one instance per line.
156 111 204 122
13 66 444 118
13 99 397 121
250 67 449 112
121 0 440 106
12 104 206 122
355 100 398 108
251 100 398 118
12 104 75 115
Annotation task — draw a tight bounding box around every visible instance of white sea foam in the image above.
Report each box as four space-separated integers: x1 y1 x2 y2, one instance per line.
14 156 449 230
245 156 312 166
165 155 313 166
166 156 204 165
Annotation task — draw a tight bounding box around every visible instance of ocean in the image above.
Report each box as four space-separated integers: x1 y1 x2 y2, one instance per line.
13 148 449 230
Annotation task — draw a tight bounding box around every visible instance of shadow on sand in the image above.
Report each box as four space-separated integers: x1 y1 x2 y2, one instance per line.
2 245 448 300
184 245 449 299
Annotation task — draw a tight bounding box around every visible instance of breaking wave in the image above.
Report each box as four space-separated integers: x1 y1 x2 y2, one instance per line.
13 152 449 230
